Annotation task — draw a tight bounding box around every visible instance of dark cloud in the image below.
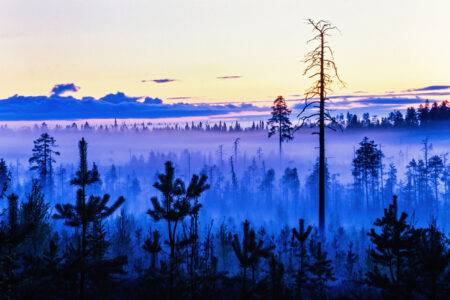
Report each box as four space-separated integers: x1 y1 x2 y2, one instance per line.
0 90 263 121
142 78 178 84
99 92 140 104
217 75 242 80
143 97 163 104
408 85 450 92
50 83 80 96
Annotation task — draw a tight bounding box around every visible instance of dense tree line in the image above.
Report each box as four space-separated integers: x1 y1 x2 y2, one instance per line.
0 119 267 135
344 100 450 130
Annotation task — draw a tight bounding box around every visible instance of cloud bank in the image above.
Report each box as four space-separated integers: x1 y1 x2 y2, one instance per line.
0 85 263 121
1 84 448 121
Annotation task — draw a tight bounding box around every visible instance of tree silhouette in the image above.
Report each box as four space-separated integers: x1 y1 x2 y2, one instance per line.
267 255 285 299
29 133 60 197
352 137 384 209
366 195 418 298
20 180 51 255
414 221 450 299
298 19 343 238
0 193 35 299
281 167 300 204
267 95 294 160
0 159 11 199
143 229 162 270
308 240 335 297
231 219 274 297
292 218 313 296
428 155 444 210
53 138 125 299
147 161 209 295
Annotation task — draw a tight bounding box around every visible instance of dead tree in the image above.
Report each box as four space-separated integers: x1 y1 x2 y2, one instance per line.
298 19 343 238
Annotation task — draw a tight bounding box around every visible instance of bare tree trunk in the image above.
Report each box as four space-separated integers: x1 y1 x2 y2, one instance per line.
318 31 326 239
301 19 342 240
279 119 282 162
80 185 86 300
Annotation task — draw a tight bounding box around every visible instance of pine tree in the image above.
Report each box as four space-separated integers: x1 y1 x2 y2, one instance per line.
259 169 275 203
186 172 210 281
428 155 444 210
308 240 335 297
366 195 419 298
352 137 384 209
231 220 274 297
292 219 313 296
143 229 162 270
147 161 209 294
267 96 294 160
0 159 11 199
414 221 450 299
281 167 300 205
111 209 133 258
29 133 60 197
384 163 397 207
53 138 125 299
20 180 51 255
344 242 358 281
267 255 285 300
0 193 35 299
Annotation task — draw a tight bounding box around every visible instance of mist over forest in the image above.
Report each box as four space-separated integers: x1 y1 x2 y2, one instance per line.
2 3 450 296
1 100 450 300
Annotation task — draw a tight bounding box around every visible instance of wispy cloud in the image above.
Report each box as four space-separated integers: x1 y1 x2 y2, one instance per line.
217 75 242 80
50 83 80 96
142 78 178 84
407 85 450 92
166 96 192 100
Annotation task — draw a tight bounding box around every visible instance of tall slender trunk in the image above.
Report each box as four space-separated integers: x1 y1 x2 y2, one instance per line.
318 32 326 239
80 185 86 300
279 119 282 162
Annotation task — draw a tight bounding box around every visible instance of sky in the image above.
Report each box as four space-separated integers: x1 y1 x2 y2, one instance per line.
1 0 449 113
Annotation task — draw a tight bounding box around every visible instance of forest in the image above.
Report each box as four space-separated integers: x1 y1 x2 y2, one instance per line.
1 13 449 300
0 108 449 299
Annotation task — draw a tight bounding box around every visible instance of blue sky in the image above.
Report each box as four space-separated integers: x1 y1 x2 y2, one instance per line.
0 0 449 119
